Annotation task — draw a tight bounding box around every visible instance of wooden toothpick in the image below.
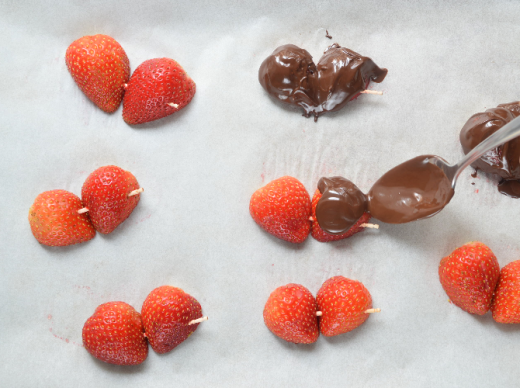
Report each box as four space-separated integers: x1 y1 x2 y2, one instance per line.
360 90 383 95
189 316 208 325
128 188 144 197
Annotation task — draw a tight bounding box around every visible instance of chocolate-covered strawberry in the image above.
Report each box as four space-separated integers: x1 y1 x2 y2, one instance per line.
311 177 376 242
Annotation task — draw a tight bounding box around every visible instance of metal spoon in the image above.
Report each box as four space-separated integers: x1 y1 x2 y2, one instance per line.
429 115 520 189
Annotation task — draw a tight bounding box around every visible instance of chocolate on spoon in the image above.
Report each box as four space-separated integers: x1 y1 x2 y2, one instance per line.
367 155 454 224
368 115 520 224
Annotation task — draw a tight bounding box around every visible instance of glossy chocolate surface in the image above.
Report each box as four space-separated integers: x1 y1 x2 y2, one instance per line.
460 102 520 180
259 43 387 120
315 177 367 234
498 180 520 198
367 155 454 224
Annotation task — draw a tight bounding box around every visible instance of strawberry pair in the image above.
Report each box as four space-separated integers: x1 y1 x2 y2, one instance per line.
439 241 520 323
250 176 376 244
65 34 196 125
82 286 206 366
28 165 142 246
263 276 379 344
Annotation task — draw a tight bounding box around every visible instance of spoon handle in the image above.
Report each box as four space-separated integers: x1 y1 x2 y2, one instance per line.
453 115 520 182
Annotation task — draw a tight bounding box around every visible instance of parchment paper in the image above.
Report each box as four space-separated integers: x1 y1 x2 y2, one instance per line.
1 1 520 386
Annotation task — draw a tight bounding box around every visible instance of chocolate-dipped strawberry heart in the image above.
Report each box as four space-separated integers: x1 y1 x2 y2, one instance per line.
459 102 520 197
311 176 372 243
259 43 387 121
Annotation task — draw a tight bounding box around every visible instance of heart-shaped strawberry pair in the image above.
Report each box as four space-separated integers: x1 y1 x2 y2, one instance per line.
249 176 376 244
259 43 387 120
28 165 143 246
263 278 379 344
66 35 196 124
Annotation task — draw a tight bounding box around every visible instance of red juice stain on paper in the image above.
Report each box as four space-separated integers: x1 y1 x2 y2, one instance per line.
134 214 151 225
48 324 82 347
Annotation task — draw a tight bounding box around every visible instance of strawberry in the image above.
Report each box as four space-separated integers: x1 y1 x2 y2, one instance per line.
82 301 148 365
28 189 95 246
141 286 204 354
65 34 130 113
438 242 500 315
263 283 319 344
491 260 520 323
81 165 141 234
249 176 311 243
316 276 374 336
122 58 196 125
310 189 371 242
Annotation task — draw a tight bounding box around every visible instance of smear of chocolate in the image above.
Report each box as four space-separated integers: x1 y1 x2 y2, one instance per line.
367 155 454 224
259 43 387 121
325 30 332 39
498 180 520 198
315 177 367 234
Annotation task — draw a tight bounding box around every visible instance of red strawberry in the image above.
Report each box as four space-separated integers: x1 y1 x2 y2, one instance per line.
81 165 142 234
82 301 148 365
141 286 204 354
263 283 319 344
249 176 311 243
66 34 130 113
122 58 196 125
316 276 375 336
491 260 520 323
438 242 500 315
28 190 95 246
310 189 371 242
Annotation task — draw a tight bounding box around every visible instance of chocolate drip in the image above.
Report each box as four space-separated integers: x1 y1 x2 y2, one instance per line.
259 44 387 120
315 177 367 234
460 102 520 180
367 155 454 224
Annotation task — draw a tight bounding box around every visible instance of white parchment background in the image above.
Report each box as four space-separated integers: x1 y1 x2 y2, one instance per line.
1 0 520 387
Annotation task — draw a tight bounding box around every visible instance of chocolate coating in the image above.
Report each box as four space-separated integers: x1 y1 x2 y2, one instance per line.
259 43 387 120
498 180 520 198
367 155 454 224
258 44 317 113
460 102 520 180
315 177 367 234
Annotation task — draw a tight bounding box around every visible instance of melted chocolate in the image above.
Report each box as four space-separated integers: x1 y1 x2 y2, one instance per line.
460 102 520 180
498 180 520 198
259 43 387 121
367 155 454 224
315 177 367 234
